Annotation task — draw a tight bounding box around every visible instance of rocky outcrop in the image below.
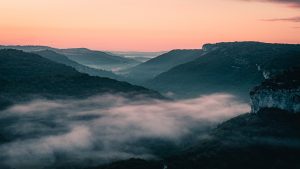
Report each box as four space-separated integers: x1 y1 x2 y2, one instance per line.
250 68 300 113
250 88 300 113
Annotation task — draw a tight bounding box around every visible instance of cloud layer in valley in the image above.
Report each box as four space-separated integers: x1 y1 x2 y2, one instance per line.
0 94 250 169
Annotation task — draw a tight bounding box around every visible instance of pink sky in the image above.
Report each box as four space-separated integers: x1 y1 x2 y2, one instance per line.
0 0 299 51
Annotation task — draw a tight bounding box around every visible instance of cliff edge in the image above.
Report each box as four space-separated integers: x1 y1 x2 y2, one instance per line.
250 68 300 113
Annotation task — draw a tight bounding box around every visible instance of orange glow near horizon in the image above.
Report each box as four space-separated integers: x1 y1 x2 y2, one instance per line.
0 0 300 51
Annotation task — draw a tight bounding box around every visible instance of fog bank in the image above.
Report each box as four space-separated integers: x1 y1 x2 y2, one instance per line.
0 94 250 169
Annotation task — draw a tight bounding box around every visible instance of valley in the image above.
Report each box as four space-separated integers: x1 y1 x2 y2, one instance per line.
0 42 299 169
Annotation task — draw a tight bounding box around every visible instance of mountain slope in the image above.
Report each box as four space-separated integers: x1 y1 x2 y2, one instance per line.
146 42 300 99
167 68 300 169
123 49 202 82
0 49 163 109
34 50 123 80
92 67 300 169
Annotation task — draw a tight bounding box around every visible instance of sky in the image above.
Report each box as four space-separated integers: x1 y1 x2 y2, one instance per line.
0 0 300 51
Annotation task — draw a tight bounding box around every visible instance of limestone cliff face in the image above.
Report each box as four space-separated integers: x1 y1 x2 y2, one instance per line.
250 68 300 113
250 88 300 113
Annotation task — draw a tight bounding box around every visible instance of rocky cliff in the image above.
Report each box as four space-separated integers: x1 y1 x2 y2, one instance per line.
250 68 300 113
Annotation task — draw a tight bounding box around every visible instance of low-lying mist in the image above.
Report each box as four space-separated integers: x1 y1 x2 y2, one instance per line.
0 94 250 169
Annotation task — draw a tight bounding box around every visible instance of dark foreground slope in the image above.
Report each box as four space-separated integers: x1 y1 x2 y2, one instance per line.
124 49 202 83
146 42 300 99
93 110 300 169
0 49 163 109
165 110 300 169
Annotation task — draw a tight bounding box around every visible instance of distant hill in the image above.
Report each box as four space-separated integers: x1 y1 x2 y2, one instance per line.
34 50 123 80
0 45 140 72
126 56 152 63
109 51 166 63
0 45 54 52
146 42 300 99
123 49 202 83
0 49 163 110
57 48 140 72
109 51 166 59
